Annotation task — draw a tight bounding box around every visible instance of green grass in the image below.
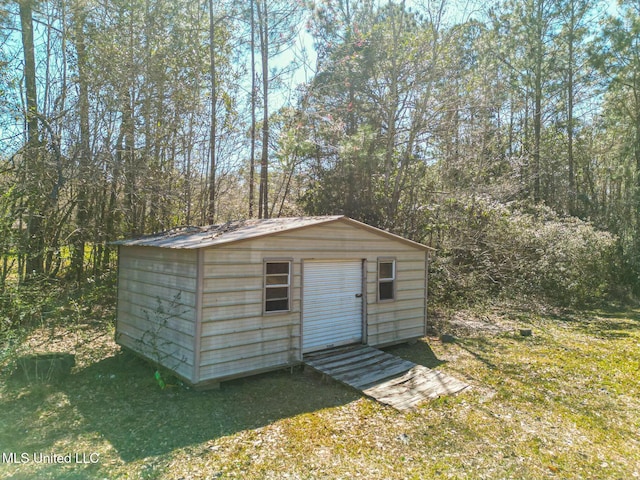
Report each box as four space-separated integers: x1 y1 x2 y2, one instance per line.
1 307 639 479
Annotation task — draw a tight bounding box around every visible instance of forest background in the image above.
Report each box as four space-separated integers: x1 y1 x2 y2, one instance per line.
1 0 639 331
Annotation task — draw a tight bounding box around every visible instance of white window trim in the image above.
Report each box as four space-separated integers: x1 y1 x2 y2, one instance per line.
377 257 396 303
263 259 292 314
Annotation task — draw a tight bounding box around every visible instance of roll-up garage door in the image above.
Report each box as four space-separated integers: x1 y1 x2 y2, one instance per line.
302 260 363 353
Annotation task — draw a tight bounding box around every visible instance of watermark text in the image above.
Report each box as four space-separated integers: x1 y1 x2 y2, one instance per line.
1 452 100 464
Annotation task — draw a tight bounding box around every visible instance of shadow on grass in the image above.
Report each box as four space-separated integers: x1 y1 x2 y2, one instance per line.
0 339 449 466
383 338 446 369
549 308 640 340
1 349 360 464
453 337 500 371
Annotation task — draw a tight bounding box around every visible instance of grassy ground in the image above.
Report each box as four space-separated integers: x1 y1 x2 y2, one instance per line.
0 306 639 479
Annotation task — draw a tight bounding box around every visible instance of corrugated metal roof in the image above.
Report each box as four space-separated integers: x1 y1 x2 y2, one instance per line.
112 215 433 251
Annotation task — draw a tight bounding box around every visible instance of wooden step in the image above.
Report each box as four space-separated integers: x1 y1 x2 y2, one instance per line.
304 345 469 411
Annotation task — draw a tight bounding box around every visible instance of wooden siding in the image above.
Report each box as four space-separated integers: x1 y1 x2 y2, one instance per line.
116 246 198 381
198 221 427 383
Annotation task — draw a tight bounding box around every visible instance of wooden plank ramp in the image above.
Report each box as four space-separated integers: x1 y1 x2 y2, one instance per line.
304 345 469 412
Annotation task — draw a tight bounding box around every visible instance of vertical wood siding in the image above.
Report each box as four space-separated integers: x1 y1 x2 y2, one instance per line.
199 221 427 383
116 246 198 381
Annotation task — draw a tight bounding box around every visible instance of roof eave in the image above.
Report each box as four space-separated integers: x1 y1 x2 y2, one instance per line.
112 215 435 252
336 217 435 252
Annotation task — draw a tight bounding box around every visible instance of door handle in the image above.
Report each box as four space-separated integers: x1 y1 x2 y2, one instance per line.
355 293 363 298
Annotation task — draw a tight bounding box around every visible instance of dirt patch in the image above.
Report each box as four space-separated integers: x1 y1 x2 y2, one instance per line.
430 309 520 337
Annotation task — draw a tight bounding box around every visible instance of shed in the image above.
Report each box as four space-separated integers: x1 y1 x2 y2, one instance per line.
114 215 433 388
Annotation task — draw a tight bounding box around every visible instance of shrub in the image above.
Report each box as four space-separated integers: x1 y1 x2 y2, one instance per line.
428 197 617 308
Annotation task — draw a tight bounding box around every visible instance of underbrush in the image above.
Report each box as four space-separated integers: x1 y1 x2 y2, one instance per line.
428 198 619 309
0 272 116 373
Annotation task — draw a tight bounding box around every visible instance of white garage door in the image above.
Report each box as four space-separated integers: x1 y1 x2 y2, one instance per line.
302 260 363 353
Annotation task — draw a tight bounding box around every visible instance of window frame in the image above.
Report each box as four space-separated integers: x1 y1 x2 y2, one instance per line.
263 258 292 314
377 257 396 303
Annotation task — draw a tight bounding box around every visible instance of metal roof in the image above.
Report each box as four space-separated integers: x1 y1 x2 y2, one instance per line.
112 215 433 251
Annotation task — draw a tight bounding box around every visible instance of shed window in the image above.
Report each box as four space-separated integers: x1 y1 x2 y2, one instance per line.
265 261 291 312
378 259 396 301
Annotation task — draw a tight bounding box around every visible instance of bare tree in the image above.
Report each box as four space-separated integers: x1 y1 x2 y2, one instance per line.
18 0 43 277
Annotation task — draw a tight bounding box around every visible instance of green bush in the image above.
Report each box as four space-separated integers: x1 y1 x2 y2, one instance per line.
428 197 617 308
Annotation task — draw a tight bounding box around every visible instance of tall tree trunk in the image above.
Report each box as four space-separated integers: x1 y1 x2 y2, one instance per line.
566 0 576 215
102 133 123 271
207 0 217 224
123 13 138 236
143 0 157 232
384 12 399 220
257 0 269 219
249 0 256 218
532 0 545 204
19 0 43 277
567 51 575 214
71 4 90 280
344 1 355 136
185 122 193 226
123 88 136 235
532 0 543 203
